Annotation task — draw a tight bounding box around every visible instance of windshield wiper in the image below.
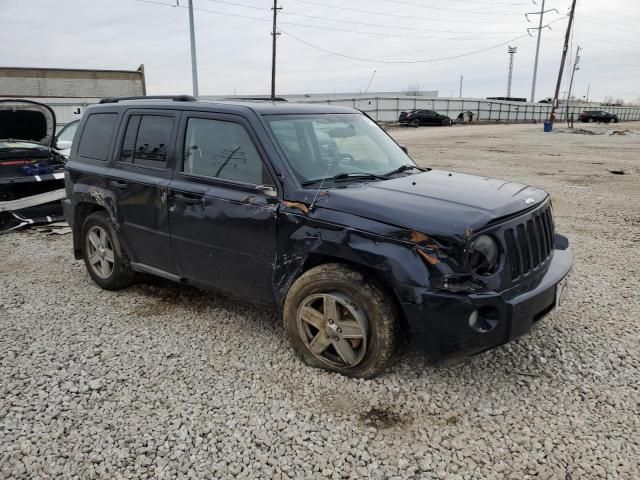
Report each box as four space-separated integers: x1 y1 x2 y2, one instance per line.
382 164 427 177
302 172 387 187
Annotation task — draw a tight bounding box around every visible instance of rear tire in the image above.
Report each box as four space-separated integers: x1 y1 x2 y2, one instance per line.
588 118 595 123
81 211 135 290
283 264 398 378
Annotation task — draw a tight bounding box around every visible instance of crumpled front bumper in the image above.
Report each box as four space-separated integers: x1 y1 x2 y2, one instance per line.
403 235 573 360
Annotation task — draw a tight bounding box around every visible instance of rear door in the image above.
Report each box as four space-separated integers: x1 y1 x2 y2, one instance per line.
168 112 279 302
109 109 179 273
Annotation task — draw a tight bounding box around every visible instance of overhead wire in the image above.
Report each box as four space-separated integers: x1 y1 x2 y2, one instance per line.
136 0 568 64
199 0 524 25
279 28 531 64
281 0 526 32
137 0 527 39
379 0 523 15
405 0 528 5
578 3 640 22
578 16 637 35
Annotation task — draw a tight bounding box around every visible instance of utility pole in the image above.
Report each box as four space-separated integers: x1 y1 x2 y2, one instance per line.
270 0 282 99
566 47 581 104
526 0 558 102
507 46 518 98
529 0 545 102
586 83 590 102
187 0 199 97
459 74 464 98
550 0 577 124
565 46 581 127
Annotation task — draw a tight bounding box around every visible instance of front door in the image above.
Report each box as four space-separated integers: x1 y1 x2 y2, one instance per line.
168 113 279 303
109 110 179 273
422 110 438 125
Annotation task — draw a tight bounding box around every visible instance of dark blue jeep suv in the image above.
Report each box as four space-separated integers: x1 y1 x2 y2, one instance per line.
63 96 572 378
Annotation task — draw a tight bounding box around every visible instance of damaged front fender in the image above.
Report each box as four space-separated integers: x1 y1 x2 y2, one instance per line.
273 203 464 308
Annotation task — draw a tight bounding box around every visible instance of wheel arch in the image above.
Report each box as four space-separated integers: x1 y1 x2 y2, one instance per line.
294 253 409 331
72 201 106 259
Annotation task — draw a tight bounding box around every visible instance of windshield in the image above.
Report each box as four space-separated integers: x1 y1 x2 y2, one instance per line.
265 113 415 186
56 121 79 143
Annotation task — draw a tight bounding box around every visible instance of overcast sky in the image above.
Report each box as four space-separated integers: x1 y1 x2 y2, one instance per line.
1 0 639 102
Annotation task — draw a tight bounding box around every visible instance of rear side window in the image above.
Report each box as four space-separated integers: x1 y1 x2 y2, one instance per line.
183 118 265 185
78 113 118 161
120 114 174 168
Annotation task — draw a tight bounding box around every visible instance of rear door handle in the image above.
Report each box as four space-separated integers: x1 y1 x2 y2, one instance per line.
173 192 203 205
110 180 128 189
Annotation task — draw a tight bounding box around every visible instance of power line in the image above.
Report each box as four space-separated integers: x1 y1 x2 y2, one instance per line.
578 4 640 22
279 28 530 64
281 0 526 31
200 0 522 25
381 0 524 15
136 0 543 66
137 0 522 40
404 0 528 4
578 16 637 34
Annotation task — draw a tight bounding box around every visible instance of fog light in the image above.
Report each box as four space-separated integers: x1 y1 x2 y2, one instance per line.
468 307 500 333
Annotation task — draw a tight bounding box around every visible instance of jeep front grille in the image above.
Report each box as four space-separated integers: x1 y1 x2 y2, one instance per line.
503 206 555 279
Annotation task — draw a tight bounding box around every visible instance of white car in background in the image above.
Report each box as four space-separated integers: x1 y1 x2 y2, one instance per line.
54 119 79 158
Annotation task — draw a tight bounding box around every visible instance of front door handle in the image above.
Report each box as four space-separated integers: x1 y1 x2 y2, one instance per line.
110 180 128 189
173 192 203 205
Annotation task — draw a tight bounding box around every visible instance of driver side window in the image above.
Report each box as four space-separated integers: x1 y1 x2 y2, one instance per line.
183 118 266 185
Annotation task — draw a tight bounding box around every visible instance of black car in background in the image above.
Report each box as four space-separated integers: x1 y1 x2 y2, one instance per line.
578 110 619 123
64 96 572 378
399 109 452 127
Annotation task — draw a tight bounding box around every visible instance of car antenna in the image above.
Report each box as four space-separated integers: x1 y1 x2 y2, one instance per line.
309 159 335 212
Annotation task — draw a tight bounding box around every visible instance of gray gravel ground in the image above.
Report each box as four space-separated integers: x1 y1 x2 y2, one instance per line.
1 122 639 479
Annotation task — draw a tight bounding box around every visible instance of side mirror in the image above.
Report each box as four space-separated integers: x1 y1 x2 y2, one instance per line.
256 184 277 197
399 145 409 155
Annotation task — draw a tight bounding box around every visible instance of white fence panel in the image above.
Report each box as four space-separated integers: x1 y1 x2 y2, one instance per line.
304 96 640 123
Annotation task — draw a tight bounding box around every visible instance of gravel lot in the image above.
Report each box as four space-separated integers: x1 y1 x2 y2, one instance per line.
1 122 639 479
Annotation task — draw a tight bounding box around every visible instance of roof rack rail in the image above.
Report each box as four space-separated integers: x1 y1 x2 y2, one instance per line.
99 95 197 104
225 96 288 102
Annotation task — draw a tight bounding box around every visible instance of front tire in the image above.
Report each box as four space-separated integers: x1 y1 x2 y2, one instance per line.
588 118 595 123
81 211 135 290
411 119 420 128
283 264 398 378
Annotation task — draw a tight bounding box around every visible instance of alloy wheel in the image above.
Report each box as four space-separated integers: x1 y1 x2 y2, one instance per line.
296 292 369 368
86 225 115 279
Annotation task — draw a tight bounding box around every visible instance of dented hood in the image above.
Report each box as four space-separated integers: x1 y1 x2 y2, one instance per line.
0 99 56 147
314 170 549 240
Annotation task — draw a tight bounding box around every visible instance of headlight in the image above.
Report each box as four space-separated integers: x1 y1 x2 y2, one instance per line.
468 235 499 276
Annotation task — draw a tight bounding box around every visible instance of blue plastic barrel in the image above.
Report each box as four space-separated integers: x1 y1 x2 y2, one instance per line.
543 121 552 132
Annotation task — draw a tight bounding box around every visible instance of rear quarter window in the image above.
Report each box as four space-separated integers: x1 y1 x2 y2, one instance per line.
77 113 118 161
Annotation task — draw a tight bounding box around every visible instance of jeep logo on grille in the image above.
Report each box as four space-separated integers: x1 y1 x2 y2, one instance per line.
524 197 536 205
